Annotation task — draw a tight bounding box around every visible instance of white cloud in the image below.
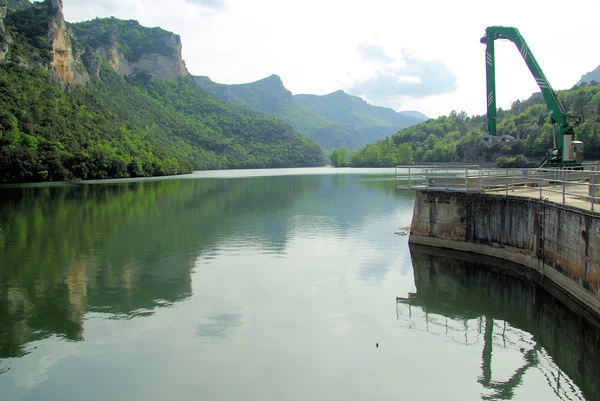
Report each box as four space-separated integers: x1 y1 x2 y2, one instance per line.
349 49 458 103
60 0 600 118
356 44 394 63
184 0 226 9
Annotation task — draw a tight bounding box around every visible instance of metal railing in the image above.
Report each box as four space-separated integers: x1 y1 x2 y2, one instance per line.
395 164 600 212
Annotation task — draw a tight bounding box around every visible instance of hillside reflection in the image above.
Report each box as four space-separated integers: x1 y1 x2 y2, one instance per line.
0 176 320 359
398 244 600 401
0 174 413 360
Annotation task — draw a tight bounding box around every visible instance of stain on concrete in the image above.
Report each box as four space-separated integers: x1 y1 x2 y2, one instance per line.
409 191 600 314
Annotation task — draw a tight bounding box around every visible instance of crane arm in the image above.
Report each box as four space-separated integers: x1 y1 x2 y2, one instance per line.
480 26 575 136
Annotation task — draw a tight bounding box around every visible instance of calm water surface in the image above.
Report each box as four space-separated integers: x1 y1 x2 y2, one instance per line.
0 168 599 401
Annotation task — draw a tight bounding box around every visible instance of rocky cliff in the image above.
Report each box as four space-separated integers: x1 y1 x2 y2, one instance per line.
45 0 89 85
72 18 188 80
0 5 7 62
1 0 89 85
2 0 188 84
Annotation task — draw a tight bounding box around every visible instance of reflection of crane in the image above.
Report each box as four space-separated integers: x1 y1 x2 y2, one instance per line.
480 26 583 167
396 297 585 401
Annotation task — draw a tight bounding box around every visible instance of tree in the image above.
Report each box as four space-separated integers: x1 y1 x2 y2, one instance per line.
329 148 348 167
351 81 600 166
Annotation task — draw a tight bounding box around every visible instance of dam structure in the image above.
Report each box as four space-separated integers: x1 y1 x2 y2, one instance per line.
396 165 600 318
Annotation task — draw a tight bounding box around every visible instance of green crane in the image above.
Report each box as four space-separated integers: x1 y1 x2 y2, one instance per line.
480 26 583 167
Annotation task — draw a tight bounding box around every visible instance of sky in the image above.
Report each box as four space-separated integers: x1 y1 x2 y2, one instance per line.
59 0 600 118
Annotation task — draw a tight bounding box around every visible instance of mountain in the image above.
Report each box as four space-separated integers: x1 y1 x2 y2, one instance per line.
398 110 428 120
0 0 323 183
350 83 600 167
577 65 600 86
294 90 423 129
194 75 426 152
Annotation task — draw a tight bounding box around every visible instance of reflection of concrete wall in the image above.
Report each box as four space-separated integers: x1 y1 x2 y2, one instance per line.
409 191 600 316
408 244 600 401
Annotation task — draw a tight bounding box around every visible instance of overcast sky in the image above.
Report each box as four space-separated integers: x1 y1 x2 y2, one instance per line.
60 0 600 118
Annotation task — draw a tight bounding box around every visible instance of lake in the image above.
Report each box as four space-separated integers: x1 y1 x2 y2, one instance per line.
1 168 599 401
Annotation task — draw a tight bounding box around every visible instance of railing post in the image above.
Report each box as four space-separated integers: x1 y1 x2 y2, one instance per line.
562 169 566 205
505 169 508 196
408 166 411 189
445 167 448 191
512 170 515 192
465 165 468 192
593 172 596 212
539 169 543 199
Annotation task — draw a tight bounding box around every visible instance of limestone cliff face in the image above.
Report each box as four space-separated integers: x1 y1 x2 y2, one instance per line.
0 5 8 62
45 0 89 85
75 20 188 81
4 0 188 83
128 34 187 80
101 37 187 80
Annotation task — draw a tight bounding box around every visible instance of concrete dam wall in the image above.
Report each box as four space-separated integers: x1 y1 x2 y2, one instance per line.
408 191 600 317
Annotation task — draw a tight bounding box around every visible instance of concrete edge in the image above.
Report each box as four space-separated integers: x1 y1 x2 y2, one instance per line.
409 234 600 319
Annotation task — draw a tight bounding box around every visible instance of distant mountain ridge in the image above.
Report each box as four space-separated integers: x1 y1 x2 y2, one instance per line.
396 110 428 120
194 75 426 152
294 90 423 129
195 74 293 111
577 65 600 86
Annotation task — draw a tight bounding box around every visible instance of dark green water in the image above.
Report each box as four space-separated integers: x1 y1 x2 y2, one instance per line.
0 168 599 401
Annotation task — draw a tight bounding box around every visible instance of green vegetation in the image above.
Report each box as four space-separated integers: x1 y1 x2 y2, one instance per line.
348 140 413 167
70 18 178 62
3 0 32 11
0 175 320 356
329 148 348 167
194 75 425 152
294 90 422 129
351 82 600 167
0 4 324 183
3 0 53 63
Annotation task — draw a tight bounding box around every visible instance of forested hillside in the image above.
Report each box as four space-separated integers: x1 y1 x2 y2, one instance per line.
194 75 425 152
348 82 600 167
4 0 31 11
0 1 324 183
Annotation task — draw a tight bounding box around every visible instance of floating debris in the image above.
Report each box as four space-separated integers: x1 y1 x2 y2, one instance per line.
393 225 411 236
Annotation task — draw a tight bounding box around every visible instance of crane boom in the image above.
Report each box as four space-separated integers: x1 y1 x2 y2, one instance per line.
480 26 582 167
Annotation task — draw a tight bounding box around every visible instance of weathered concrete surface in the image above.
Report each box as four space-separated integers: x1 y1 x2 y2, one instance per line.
486 184 597 212
409 191 600 316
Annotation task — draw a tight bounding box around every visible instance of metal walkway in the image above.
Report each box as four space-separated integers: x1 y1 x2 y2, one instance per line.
395 164 600 212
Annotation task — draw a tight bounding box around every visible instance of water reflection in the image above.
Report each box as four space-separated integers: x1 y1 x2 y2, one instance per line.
399 244 600 401
0 174 412 361
0 177 316 359
197 314 243 340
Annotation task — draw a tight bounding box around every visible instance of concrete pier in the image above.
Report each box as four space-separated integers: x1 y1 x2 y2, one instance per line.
408 191 600 317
